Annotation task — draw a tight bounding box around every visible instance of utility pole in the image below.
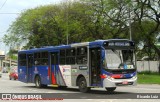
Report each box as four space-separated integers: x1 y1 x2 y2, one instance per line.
66 0 69 45
129 7 132 41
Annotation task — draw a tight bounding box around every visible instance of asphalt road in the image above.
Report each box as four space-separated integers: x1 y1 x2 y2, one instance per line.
0 73 160 102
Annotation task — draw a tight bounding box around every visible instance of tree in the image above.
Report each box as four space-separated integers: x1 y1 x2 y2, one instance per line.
133 0 160 59
3 2 94 49
3 0 160 61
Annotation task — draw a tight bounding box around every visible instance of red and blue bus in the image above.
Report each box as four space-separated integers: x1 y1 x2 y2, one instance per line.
18 39 137 92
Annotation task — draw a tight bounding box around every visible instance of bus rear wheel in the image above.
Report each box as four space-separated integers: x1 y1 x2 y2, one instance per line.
78 77 90 93
35 76 42 88
105 87 116 92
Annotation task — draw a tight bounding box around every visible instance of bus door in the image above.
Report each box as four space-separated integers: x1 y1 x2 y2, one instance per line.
90 48 101 86
49 52 59 85
26 54 33 82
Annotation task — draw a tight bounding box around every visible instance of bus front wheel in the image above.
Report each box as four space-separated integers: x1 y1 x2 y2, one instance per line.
105 87 116 92
78 77 90 93
35 76 42 88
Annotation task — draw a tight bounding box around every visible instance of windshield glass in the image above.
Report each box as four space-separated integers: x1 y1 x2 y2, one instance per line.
105 49 135 69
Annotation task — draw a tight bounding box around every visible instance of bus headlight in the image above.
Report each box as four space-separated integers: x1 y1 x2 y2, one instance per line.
107 76 114 80
132 75 137 79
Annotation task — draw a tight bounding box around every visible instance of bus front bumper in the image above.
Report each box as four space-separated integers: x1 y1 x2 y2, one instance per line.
103 76 137 88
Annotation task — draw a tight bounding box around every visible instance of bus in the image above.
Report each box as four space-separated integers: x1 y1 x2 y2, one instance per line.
18 39 137 92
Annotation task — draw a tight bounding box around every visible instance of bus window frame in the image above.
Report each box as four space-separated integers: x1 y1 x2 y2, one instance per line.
34 51 49 66
66 48 76 65
59 49 66 65
76 47 88 64
18 53 27 66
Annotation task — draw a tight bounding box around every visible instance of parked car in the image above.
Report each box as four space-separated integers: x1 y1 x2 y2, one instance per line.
9 67 18 80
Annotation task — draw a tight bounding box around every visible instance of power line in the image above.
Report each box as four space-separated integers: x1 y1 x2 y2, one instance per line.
0 0 8 10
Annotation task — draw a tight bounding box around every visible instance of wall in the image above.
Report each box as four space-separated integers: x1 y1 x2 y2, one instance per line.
137 61 160 72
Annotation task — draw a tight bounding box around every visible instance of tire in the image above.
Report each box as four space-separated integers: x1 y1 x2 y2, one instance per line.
78 77 90 93
35 76 42 88
105 87 116 92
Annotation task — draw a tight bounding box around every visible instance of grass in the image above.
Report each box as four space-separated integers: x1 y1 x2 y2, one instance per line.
137 73 160 84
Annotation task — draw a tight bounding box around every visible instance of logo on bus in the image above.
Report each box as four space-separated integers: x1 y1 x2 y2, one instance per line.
63 68 70 72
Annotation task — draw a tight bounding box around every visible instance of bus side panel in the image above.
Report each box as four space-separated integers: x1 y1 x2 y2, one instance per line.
54 65 66 86
18 66 27 83
33 66 50 85
31 66 35 83
31 67 34 83
70 65 78 86
59 65 72 87
27 66 33 82
70 65 89 87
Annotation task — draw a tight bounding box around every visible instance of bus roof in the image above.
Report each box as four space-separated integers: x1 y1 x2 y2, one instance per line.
18 39 133 54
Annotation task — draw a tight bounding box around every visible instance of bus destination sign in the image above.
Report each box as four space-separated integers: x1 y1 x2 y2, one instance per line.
104 42 134 47
109 42 130 46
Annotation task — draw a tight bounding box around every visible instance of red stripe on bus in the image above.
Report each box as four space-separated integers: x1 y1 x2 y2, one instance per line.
100 74 107 79
48 67 50 77
111 74 123 79
52 73 56 84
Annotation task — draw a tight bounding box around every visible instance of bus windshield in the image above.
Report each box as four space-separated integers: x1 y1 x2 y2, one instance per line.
105 49 135 69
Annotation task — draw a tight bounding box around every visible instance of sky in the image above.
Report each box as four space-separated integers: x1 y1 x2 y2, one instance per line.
0 0 64 54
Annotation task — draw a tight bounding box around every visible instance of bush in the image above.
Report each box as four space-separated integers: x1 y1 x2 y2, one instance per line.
138 71 159 75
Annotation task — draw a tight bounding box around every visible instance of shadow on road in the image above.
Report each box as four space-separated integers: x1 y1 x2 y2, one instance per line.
19 85 138 99
23 85 132 95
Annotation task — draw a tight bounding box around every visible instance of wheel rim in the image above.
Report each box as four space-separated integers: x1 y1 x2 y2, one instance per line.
80 81 86 89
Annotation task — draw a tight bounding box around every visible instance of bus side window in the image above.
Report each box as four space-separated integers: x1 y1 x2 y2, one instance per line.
76 47 87 64
34 52 48 66
60 50 66 65
34 53 41 65
66 48 76 64
41 52 48 65
19 54 27 66
28 55 33 67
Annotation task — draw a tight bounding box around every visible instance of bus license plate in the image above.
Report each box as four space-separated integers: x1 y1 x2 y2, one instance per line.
122 81 128 85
